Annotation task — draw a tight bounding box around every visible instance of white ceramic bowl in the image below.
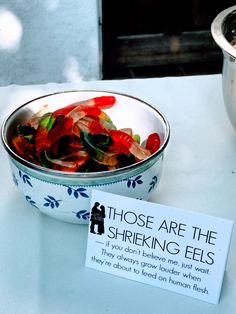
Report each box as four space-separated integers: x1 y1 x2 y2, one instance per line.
1 90 170 224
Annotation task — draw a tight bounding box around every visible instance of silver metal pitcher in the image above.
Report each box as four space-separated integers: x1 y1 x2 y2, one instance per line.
211 5 236 130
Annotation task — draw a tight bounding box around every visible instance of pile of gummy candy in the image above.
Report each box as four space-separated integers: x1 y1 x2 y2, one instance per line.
12 95 161 172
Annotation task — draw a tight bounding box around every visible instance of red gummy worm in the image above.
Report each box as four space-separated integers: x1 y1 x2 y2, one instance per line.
93 96 116 108
146 133 161 154
54 104 77 117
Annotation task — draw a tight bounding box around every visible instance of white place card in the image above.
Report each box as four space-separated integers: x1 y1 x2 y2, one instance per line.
85 190 233 304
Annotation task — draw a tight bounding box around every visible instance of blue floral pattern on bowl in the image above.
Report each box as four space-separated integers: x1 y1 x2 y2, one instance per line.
9 154 163 224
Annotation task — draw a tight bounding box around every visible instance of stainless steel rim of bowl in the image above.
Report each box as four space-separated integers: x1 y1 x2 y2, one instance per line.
211 5 236 58
1 89 170 179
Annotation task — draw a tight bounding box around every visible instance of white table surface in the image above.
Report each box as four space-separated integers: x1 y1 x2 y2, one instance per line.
0 74 235 314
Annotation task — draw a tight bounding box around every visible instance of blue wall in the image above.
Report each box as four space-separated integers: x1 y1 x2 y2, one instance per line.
0 0 101 85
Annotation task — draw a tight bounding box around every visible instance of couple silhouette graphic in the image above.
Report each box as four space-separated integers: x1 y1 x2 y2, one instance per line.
90 201 105 235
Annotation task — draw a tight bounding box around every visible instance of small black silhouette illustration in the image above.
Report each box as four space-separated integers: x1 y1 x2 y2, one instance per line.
90 202 106 235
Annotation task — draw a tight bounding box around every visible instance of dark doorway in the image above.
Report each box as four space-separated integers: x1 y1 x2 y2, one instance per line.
102 1 235 79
